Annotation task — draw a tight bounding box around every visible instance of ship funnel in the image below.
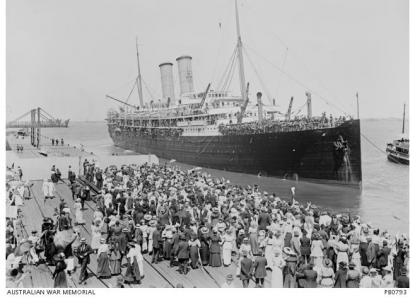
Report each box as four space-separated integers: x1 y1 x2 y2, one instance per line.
159 62 176 106
176 55 194 95
257 92 263 124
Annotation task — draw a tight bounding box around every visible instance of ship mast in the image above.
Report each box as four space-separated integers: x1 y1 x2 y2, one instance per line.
136 37 144 108
402 103 406 134
235 0 247 102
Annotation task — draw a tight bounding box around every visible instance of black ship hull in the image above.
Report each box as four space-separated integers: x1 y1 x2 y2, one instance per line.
108 120 362 188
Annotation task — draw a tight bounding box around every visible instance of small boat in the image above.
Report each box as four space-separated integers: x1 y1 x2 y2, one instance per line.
386 103 408 165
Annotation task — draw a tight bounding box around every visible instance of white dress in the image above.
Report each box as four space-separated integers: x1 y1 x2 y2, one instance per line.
74 202 85 225
135 244 144 276
265 238 275 270
222 234 234 266
271 255 285 288
91 224 102 250
311 240 324 266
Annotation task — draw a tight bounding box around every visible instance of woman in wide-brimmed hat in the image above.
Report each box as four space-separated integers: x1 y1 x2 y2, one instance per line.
271 248 285 288
283 247 298 288
124 241 141 284
319 258 335 288
334 261 348 288
346 262 360 288
221 228 235 266
188 233 201 269
310 232 324 267
209 229 222 267
336 236 350 270
108 241 122 276
96 238 111 279
199 227 210 266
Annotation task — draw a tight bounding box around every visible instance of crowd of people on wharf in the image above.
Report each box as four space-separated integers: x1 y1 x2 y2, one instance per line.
5 161 410 288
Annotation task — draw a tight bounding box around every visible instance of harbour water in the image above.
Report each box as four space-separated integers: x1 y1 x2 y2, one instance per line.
20 118 408 234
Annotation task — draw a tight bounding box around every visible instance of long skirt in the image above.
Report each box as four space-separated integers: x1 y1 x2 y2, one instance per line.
190 246 199 269
75 209 85 225
124 259 141 283
265 245 274 270
250 233 258 255
109 254 122 275
209 252 222 267
97 252 111 278
199 243 209 266
137 259 144 277
163 240 172 259
148 239 153 253
142 238 148 252
222 244 232 266
54 271 68 288
283 274 297 288
271 266 283 288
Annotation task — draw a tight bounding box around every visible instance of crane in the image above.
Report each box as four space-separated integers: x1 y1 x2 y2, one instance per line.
198 83 211 109
285 97 294 121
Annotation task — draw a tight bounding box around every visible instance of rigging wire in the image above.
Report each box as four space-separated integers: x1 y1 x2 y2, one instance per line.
217 46 238 91
223 57 238 93
243 46 273 103
242 1 354 114
361 133 388 156
245 43 350 116
106 77 139 98
275 47 288 101
125 78 138 104
141 78 157 102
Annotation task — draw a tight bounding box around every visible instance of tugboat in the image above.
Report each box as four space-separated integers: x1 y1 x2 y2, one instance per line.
386 104 409 165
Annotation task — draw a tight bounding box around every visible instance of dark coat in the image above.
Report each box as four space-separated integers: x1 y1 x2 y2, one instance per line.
397 275 409 288
253 256 267 278
77 243 93 264
300 269 318 288
257 212 271 230
152 229 161 249
240 257 253 280
334 268 348 288
176 240 190 259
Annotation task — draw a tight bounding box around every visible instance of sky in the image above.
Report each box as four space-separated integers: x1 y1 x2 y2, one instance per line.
6 0 409 121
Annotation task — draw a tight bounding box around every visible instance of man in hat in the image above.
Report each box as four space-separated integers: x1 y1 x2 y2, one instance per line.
396 267 409 288
95 168 103 189
76 238 93 284
151 225 162 264
79 186 90 210
253 250 267 287
176 233 190 275
239 250 253 288
68 166 76 185
221 274 235 288
258 207 271 231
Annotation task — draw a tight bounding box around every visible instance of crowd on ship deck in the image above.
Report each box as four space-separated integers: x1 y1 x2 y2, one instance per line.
219 115 350 135
5 161 409 288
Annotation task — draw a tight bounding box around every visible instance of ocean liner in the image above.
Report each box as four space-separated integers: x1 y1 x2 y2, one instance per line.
106 1 362 188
